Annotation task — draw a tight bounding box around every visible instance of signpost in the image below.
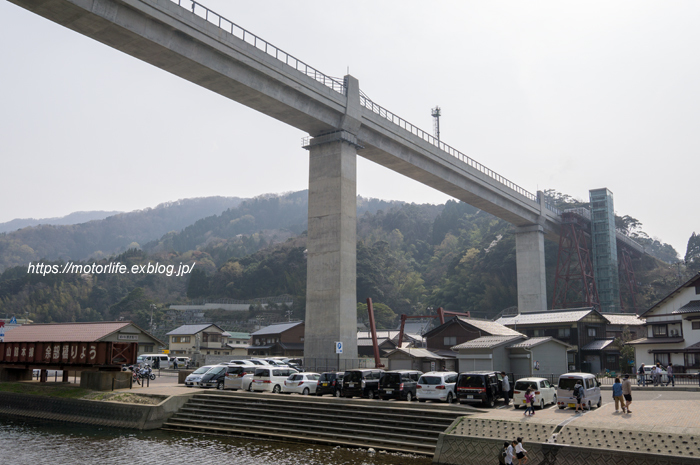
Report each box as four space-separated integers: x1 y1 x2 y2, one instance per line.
335 341 343 371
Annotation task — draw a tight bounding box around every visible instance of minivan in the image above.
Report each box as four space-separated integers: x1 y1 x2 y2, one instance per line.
316 372 344 397
251 367 298 393
222 364 257 391
136 353 169 367
378 370 422 401
556 372 602 411
455 371 511 408
342 369 384 399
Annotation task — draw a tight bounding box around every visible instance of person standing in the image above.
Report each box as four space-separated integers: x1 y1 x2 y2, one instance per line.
573 380 584 414
637 363 646 387
653 363 662 386
523 388 535 416
666 362 674 387
501 441 510 465
622 374 633 414
501 372 511 406
612 377 625 413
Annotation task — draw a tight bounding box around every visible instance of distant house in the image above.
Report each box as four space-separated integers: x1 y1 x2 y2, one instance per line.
602 313 645 340
629 272 700 373
166 323 228 356
222 331 251 356
248 321 305 357
385 347 452 372
496 308 611 373
423 316 523 352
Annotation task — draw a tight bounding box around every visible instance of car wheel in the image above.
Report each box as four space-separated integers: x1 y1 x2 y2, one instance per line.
446 392 453 404
273 385 281 394
596 396 602 408
513 404 520 409
302 388 309 396
335 390 341 398
406 392 412 402
552 394 557 406
217 381 224 390
247 382 253 392
539 399 545 409
485 397 495 408
587 400 592 411
367 390 375 400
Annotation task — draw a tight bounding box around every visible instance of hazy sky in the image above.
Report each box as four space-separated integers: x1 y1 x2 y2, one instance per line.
1 1 697 257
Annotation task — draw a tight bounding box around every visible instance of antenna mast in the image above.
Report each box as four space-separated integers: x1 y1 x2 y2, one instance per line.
431 106 441 141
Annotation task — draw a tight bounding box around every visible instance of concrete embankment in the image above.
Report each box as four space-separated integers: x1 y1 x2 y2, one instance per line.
0 391 196 429
433 400 700 465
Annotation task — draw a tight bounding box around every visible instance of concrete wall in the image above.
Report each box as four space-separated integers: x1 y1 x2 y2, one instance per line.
81 371 131 391
0 391 196 430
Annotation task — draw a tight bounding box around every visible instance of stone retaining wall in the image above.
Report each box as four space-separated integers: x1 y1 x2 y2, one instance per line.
0 392 194 430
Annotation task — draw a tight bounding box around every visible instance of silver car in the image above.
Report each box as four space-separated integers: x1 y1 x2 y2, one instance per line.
184 365 216 387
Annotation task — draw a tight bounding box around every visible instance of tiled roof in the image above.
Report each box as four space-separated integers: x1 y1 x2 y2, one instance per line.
602 313 645 326
453 335 524 350
673 300 700 314
278 342 304 350
357 338 390 347
496 308 594 326
166 324 222 336
225 332 251 339
641 272 700 316
581 339 615 351
4 322 132 342
251 321 303 336
507 337 570 349
357 331 399 339
454 317 523 336
627 337 685 345
387 348 447 359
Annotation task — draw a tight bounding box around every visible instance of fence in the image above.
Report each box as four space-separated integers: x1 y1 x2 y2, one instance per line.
302 358 389 373
596 372 700 386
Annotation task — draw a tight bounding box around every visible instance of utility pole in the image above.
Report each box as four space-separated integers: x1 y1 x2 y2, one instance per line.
431 106 441 141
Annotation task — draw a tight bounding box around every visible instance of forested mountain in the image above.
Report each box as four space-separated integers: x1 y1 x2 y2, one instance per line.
0 196 245 272
0 210 122 233
0 190 690 334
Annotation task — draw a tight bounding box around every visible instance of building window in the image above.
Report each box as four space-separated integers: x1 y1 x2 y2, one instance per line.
654 353 670 366
606 354 616 365
558 328 570 338
652 325 667 337
444 336 457 346
685 353 700 368
531 329 544 337
587 327 597 337
171 336 191 343
695 285 700 295
692 322 700 330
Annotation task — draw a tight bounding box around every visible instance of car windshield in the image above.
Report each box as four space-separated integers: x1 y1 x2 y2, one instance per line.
207 367 226 375
558 378 580 390
254 368 270 377
515 381 537 391
419 376 442 385
381 373 401 384
458 375 484 388
192 366 214 375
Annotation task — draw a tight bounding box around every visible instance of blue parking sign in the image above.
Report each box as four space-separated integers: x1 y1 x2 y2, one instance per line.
335 341 343 354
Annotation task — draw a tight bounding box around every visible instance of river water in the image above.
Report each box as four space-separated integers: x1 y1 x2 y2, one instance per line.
0 415 432 465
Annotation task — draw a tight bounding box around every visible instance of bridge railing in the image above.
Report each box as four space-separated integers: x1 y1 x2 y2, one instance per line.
360 94 547 206
169 0 346 95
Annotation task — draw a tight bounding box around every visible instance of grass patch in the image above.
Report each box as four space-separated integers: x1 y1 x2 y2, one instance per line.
0 382 90 398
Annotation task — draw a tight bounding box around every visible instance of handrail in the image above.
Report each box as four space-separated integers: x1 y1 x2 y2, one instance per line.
360 94 543 205
168 0 563 217
168 0 346 95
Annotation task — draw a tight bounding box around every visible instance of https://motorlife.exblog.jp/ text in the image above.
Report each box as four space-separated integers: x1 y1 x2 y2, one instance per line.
27 261 195 277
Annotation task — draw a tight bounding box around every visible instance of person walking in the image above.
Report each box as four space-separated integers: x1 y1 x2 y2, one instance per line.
637 363 646 387
501 372 511 406
666 362 674 387
612 377 625 413
573 380 585 414
515 437 528 465
653 363 662 386
504 440 515 465
500 441 510 465
622 374 633 414
523 388 535 416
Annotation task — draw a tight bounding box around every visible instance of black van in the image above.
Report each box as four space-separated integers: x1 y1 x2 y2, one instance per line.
455 371 511 408
378 370 422 401
342 369 384 399
316 372 344 397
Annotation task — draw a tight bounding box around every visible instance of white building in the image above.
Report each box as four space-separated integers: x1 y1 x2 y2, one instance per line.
629 272 700 372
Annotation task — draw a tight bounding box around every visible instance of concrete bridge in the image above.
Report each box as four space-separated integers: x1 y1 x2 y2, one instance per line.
8 0 591 363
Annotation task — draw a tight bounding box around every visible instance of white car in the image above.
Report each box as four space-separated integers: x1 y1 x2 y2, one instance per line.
251 367 298 393
282 372 321 395
223 364 257 391
416 371 458 403
184 365 217 387
640 366 668 384
512 377 557 410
